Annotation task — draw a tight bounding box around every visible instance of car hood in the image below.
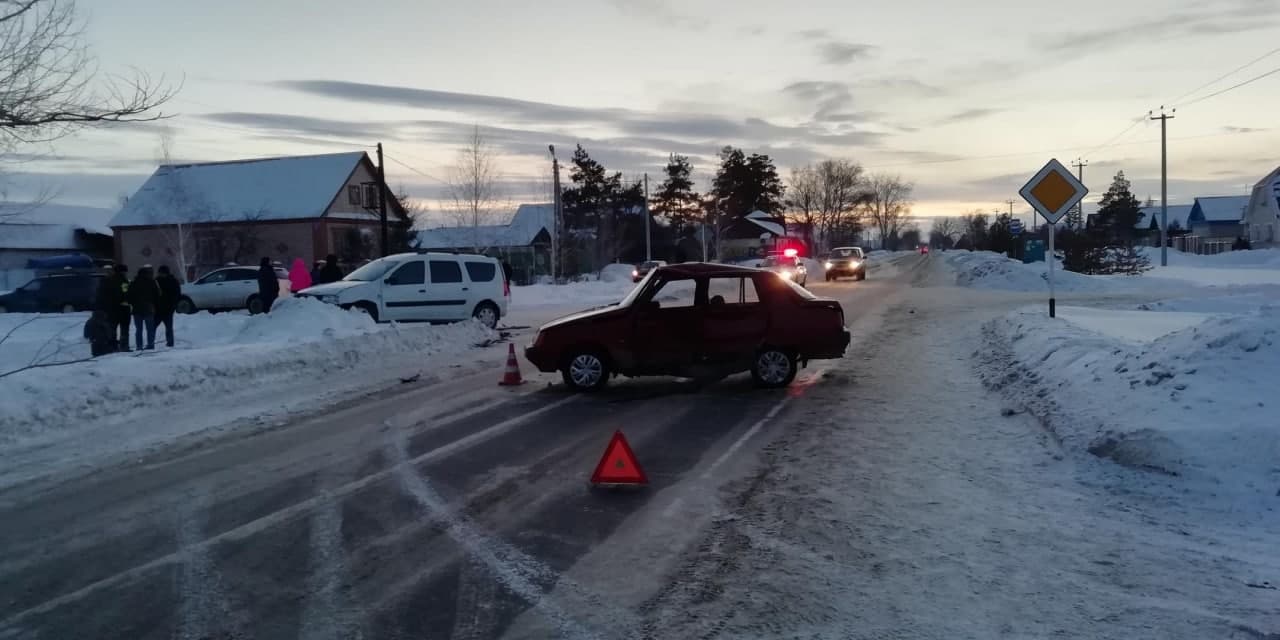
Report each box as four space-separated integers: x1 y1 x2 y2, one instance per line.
540 304 625 330
297 281 368 296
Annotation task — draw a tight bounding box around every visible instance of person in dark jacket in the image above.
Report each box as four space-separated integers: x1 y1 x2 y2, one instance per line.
257 257 278 314
96 264 132 351
127 265 160 350
317 254 343 284
155 265 181 347
85 309 115 356
310 260 325 285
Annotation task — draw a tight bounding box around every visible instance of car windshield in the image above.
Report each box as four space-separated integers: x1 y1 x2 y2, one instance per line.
639 261 660 269
343 259 399 282
832 248 861 258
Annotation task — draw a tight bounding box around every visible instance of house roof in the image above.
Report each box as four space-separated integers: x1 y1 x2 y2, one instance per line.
416 203 554 249
3 203 115 235
109 151 371 227
1247 166 1280 220
1135 204 1194 230
1189 195 1249 223
0 224 81 250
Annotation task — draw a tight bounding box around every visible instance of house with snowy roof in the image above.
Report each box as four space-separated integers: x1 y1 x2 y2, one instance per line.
0 204 115 289
1243 166 1280 248
110 151 404 280
1185 195 1250 242
416 204 554 283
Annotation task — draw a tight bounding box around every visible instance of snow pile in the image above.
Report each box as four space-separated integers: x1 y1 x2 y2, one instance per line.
1140 247 1280 287
979 304 1279 503
947 250 1132 292
0 299 497 457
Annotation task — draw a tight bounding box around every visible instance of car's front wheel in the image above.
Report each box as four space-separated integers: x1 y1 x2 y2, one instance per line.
562 350 610 392
175 297 196 314
472 301 499 329
752 348 797 388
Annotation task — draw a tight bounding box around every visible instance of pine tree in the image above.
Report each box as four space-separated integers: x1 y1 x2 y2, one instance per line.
1094 171 1143 243
710 146 784 219
651 154 701 238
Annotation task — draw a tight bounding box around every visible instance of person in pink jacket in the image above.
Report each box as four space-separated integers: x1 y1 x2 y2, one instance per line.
288 257 312 293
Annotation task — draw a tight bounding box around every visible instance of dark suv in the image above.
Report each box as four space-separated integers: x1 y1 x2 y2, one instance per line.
525 263 850 391
824 247 866 281
0 272 105 313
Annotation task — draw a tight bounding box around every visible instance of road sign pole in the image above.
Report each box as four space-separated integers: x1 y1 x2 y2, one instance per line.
1048 222 1056 318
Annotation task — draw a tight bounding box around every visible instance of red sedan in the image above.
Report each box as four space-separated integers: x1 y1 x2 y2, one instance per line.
525 263 851 391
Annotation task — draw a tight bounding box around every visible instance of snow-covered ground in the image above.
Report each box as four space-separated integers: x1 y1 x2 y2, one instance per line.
0 297 498 487
948 247 1280 292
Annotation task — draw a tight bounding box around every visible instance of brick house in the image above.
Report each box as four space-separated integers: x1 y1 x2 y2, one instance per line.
109 151 404 280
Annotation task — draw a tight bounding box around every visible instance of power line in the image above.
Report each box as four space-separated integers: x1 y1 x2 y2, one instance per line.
1170 46 1280 106
1178 64 1280 108
382 153 448 186
1080 114 1148 160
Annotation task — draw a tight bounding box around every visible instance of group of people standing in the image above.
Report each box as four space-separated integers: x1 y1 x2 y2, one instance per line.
89 263 181 355
87 254 348 357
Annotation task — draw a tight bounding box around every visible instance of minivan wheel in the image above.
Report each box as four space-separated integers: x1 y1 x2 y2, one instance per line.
472 301 499 329
175 297 196 314
562 350 609 392
246 295 264 315
752 348 797 388
0 305 7 313
61 303 76 313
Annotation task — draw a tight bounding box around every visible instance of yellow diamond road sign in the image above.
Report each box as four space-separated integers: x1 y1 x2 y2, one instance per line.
1020 158 1088 224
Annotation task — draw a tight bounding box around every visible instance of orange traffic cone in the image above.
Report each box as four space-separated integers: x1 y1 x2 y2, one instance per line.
499 343 524 386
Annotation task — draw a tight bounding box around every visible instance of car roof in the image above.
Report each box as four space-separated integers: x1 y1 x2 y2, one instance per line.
396 251 494 260
656 262 760 278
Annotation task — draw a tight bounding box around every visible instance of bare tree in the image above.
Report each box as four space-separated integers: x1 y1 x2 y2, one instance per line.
147 129 201 281
864 173 914 249
785 165 820 246
0 0 174 144
931 216 962 248
814 159 868 250
446 125 504 253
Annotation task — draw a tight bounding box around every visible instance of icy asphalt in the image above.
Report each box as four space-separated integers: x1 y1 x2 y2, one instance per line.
1 253 1275 640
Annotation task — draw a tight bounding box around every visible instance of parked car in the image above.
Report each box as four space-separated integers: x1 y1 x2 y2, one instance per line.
296 251 509 328
176 266 290 315
0 272 105 313
525 263 850 391
824 246 866 281
632 260 667 282
759 255 807 286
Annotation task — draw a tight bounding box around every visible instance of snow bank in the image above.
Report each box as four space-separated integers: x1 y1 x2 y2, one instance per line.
979 304 1279 504
946 251 1129 292
0 297 497 457
1141 247 1280 268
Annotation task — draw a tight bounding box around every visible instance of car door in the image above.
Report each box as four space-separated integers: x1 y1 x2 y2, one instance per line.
380 259 426 321
701 275 770 363
631 275 701 371
186 269 228 309
7 279 43 312
224 268 259 308
424 259 469 321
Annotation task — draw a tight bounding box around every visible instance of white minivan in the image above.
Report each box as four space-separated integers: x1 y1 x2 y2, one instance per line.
297 251 509 328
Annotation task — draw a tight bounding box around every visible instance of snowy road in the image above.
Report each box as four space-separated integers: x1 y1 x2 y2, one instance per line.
0 256 925 639
2 252 1275 640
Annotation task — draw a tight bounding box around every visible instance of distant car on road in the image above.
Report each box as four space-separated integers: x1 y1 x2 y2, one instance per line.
920 245 930 255
632 260 667 283
525 262 850 391
760 255 807 286
176 266 290 315
297 251 509 328
0 272 104 313
824 247 866 281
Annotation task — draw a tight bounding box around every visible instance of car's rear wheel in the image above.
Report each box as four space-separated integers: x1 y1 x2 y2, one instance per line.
60 303 76 313
752 348 797 388
0 305 7 313
176 297 196 314
472 301 499 329
246 295 264 315
562 350 609 392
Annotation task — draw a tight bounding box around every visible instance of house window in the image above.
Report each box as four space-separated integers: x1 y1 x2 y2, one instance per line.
347 185 361 206
364 184 380 209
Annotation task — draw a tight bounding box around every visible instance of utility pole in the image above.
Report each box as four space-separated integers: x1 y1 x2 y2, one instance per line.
549 145 562 282
376 142 388 257
1071 159 1088 230
1150 107 1175 266
643 173 651 261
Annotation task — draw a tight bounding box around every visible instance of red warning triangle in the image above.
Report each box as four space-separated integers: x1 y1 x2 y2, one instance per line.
590 430 648 485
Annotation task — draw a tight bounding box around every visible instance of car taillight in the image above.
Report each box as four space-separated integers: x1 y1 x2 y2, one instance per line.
503 277 510 297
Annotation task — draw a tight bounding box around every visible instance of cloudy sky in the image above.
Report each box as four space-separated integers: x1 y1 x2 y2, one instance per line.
9 0 1280 223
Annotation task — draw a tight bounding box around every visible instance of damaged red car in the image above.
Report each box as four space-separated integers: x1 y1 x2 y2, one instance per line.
525 263 850 391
